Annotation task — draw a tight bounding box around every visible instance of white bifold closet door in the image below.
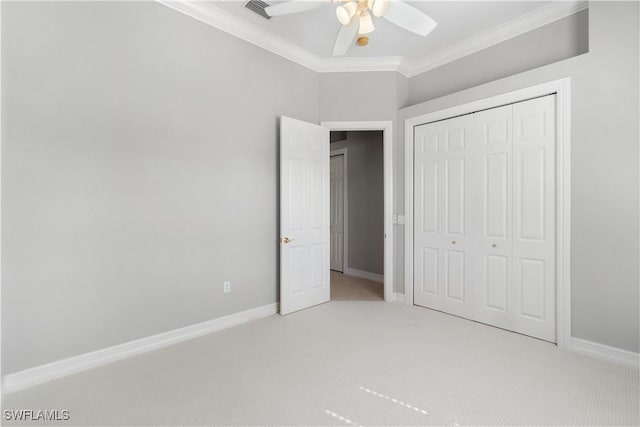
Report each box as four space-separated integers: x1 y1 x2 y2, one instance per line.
413 114 475 320
414 95 556 342
473 104 514 331
512 95 556 342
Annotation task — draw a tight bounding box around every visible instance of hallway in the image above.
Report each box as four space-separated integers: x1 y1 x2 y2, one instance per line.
330 271 384 301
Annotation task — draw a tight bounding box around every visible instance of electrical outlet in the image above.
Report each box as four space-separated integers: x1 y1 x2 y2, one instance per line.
223 281 231 293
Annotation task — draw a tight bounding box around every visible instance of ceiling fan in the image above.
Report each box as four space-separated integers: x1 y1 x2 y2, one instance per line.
264 0 437 56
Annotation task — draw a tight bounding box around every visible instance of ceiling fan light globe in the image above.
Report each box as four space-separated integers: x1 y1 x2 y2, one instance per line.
336 1 357 25
358 13 375 34
371 0 389 17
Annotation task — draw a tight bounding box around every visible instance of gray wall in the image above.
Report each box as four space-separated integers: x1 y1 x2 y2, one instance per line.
1 1 319 374
407 9 589 106
320 72 407 292
2 0 637 377
331 132 384 275
398 1 639 352
320 72 401 122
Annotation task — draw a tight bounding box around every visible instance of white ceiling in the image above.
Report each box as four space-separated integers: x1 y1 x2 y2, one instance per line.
212 1 552 62
159 0 586 76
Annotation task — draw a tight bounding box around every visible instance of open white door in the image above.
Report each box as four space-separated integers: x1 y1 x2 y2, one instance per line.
280 116 330 315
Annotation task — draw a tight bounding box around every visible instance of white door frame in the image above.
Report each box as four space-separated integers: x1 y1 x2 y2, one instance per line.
404 78 571 349
330 149 348 273
322 121 394 302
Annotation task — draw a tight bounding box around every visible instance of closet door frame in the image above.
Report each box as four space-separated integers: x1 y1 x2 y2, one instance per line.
404 78 572 349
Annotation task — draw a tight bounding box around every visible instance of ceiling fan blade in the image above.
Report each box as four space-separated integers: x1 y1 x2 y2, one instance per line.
383 1 437 37
264 1 325 17
332 20 358 56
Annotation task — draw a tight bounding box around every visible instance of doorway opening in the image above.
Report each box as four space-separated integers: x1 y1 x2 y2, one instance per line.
278 118 393 314
322 121 394 303
330 131 384 301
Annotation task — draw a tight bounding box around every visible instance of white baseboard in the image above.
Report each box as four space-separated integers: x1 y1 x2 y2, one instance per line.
570 337 639 369
344 267 384 283
3 303 278 394
392 292 405 303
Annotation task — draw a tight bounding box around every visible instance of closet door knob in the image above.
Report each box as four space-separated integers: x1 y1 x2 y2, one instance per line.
492 244 497 248
451 241 456 245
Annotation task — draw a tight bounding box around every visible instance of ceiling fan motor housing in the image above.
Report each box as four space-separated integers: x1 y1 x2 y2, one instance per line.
264 0 438 57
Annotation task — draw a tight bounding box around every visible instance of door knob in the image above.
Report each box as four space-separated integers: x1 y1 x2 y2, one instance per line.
492 244 497 248
451 240 456 245
281 237 291 244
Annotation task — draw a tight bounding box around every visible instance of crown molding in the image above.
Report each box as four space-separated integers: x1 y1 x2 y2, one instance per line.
156 0 588 78
157 0 323 70
314 56 404 74
403 0 589 77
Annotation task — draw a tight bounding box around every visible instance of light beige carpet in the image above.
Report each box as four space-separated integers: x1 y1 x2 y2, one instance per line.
3 301 639 426
330 271 384 301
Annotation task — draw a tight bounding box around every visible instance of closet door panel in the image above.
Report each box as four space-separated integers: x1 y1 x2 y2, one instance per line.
420 247 439 295
473 105 513 330
518 148 546 241
414 115 475 319
512 95 556 342
440 116 475 319
420 160 439 234
484 255 508 310
446 250 466 301
485 153 509 238
445 158 466 235
414 123 444 311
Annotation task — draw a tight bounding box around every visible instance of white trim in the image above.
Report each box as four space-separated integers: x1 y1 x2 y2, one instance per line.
2 303 278 394
403 1 588 77
570 338 640 370
404 78 572 349
345 267 384 284
157 0 321 71
330 148 349 274
315 56 406 74
322 121 394 302
156 1 587 77
392 292 405 303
